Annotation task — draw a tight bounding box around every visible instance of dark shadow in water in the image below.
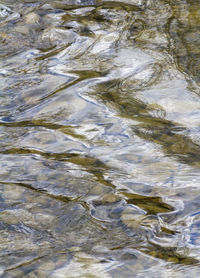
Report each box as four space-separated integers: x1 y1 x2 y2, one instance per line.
140 244 199 265
121 191 174 214
168 0 200 86
0 147 115 189
0 181 75 203
91 79 200 167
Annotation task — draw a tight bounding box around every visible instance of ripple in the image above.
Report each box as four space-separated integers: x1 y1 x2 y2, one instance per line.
1 0 200 277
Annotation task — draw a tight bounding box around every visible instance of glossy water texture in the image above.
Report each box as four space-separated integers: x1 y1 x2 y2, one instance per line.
0 0 200 277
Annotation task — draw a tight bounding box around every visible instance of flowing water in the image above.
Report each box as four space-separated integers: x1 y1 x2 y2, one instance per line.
0 0 200 277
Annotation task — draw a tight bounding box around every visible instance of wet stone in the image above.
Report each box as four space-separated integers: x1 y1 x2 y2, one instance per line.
40 27 77 47
24 12 40 25
0 4 12 18
101 193 121 204
120 212 145 229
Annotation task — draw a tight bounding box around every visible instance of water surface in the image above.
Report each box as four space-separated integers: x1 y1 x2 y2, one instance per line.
0 0 200 277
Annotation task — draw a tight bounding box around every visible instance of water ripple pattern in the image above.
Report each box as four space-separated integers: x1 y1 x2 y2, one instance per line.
0 0 200 277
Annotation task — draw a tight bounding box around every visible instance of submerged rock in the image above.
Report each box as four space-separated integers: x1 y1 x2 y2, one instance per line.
40 27 77 47
0 4 12 18
24 12 40 25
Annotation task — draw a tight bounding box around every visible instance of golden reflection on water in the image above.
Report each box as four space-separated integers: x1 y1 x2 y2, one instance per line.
0 0 200 277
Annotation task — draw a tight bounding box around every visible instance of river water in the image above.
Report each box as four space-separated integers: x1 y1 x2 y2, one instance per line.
0 0 200 277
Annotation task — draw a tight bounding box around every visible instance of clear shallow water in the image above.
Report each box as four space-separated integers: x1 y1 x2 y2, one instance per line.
0 0 200 277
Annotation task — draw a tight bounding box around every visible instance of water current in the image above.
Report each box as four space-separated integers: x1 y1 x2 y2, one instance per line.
0 0 200 277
